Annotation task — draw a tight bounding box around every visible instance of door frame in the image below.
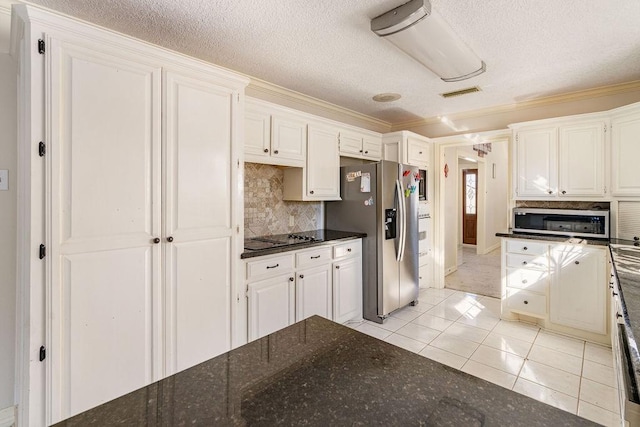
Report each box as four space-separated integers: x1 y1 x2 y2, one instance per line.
432 130 511 288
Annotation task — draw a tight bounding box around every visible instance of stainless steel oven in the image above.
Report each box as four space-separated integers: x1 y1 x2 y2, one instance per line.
512 208 609 239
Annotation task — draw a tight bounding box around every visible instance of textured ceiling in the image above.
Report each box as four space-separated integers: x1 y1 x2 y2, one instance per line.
18 0 640 124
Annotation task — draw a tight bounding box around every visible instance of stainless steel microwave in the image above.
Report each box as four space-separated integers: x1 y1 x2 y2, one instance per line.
513 208 609 239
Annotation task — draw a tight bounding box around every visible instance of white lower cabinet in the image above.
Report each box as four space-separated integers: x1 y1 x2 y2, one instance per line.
248 274 296 341
549 245 607 334
501 238 608 337
333 257 362 324
245 239 362 342
296 265 333 321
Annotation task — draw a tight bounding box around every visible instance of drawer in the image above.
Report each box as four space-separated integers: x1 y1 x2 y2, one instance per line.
246 254 294 280
505 268 548 293
506 240 547 256
333 239 361 259
296 247 332 268
506 253 548 270
506 289 547 317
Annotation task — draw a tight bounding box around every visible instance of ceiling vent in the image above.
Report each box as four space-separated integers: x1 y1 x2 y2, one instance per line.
440 86 481 98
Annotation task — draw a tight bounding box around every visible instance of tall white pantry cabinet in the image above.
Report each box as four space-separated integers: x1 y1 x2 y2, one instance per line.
11 5 249 425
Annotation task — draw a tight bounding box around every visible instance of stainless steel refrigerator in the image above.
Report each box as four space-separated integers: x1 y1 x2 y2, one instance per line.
326 161 419 324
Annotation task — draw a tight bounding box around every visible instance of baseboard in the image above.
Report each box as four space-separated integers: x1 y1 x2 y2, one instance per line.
481 242 501 255
0 406 15 427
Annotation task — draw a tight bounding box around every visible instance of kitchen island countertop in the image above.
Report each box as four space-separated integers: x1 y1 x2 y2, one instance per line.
54 316 596 426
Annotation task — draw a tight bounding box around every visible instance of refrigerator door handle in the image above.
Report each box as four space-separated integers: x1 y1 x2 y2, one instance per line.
396 179 406 262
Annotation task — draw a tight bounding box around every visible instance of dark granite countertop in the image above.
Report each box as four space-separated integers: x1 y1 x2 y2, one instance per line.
241 229 366 259
54 316 595 426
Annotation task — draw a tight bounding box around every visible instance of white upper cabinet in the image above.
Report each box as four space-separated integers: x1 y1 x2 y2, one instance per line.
611 104 640 196
382 131 431 168
244 99 306 167
339 129 382 160
558 122 605 196
283 122 341 201
512 117 607 199
515 127 557 197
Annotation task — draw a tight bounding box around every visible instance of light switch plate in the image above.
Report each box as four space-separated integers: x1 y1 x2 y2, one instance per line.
0 170 8 191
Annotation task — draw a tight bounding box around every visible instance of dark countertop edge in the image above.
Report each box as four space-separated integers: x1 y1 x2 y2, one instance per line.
495 231 610 246
498 232 640 401
241 231 366 259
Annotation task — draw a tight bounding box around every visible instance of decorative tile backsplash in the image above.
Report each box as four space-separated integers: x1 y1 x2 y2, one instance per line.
515 200 610 210
244 163 323 238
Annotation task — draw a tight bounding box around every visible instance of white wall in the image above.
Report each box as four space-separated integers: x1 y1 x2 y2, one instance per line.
0 4 17 411
482 140 509 253
443 146 459 274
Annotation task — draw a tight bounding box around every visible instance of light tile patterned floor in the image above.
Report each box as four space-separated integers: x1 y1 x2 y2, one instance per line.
345 287 621 427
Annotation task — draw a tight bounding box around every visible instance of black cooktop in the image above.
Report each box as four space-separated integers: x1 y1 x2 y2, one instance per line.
244 230 326 251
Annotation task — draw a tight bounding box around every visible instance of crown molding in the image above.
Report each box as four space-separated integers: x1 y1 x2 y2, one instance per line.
392 79 640 131
247 77 392 132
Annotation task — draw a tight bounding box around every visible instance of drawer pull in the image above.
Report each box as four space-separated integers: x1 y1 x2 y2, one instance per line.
613 292 618 296
522 279 528 284
289 277 294 282
523 246 528 251
634 236 639 241
617 312 623 319
299 274 304 279
310 255 321 259
523 300 529 305
574 261 580 265
273 150 279 154
522 261 528 265
266 264 279 269
347 248 352 252
335 265 340 270
610 285 614 289
263 148 269 153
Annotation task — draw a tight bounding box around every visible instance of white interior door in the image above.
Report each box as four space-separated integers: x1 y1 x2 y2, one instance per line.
163 70 236 374
49 39 162 423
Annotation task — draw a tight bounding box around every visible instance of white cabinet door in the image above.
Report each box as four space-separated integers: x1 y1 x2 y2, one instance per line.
244 106 271 158
296 265 332 321
612 110 640 195
339 131 364 156
49 39 162 422
163 70 237 374
248 275 296 341
549 245 606 334
333 257 362 324
307 124 340 199
407 137 430 166
362 135 382 160
271 114 306 163
558 122 605 196
515 128 557 197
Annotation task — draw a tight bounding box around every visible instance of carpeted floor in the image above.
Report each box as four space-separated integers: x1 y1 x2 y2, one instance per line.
445 246 501 298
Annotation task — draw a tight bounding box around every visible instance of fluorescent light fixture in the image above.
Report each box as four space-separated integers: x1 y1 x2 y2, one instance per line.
371 0 486 82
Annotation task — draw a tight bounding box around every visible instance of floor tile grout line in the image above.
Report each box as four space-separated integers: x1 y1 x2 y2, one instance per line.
576 342 587 416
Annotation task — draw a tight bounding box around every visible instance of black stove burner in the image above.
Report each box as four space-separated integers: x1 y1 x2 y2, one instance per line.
245 230 325 251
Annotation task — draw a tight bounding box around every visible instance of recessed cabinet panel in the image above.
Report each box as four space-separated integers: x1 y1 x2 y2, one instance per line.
558 122 605 196
549 245 606 334
248 275 295 341
307 124 340 199
339 131 364 156
612 111 640 196
272 115 306 162
407 137 430 166
362 136 382 159
333 257 362 324
296 265 332 321
515 128 557 197
245 108 270 157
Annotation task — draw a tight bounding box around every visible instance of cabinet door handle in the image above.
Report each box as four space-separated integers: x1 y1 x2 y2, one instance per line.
523 300 529 305
166 236 174 242
635 236 639 241
263 148 269 153
617 312 623 319
547 190 553 194
289 277 294 282
153 237 160 244
522 279 528 284
561 190 566 194
613 292 618 296
273 150 279 154
364 150 369 154
335 265 340 269
310 255 321 259
419 151 423 154
523 247 528 251
359 149 363 153
266 264 279 269
574 261 580 265
522 261 528 265
299 274 304 279
347 248 352 252
309 190 315 195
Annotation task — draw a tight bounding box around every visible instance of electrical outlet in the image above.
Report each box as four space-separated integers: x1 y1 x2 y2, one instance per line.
289 215 295 227
0 170 8 191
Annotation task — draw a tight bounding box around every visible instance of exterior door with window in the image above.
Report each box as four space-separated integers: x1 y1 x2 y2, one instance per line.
463 169 478 245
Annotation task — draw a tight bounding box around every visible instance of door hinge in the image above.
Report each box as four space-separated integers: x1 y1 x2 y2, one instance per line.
38 39 45 54
38 141 46 157
236 225 240 233
515 133 519 143
604 124 607 133
39 244 46 259
39 346 46 361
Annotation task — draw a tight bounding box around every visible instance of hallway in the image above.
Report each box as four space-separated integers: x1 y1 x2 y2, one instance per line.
445 246 501 298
